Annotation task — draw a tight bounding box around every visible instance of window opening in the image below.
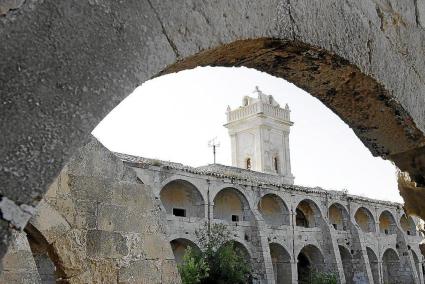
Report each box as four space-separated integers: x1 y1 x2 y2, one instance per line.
173 208 186 217
273 157 279 173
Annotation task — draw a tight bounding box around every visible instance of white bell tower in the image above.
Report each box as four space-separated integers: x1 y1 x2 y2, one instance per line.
224 87 294 184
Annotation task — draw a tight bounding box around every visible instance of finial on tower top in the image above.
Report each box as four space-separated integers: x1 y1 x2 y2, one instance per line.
253 85 264 97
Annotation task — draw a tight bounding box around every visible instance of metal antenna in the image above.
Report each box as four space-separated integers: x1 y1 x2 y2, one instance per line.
208 137 220 164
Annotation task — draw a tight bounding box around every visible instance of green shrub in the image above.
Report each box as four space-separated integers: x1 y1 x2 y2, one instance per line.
178 247 209 284
178 223 252 284
311 270 338 284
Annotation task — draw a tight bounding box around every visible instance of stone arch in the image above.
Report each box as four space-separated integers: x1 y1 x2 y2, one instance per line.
400 214 417 236
220 240 252 269
328 203 350 231
295 199 322 228
269 243 291 284
3 0 425 261
366 247 379 284
338 245 353 284
170 238 201 265
24 223 65 282
354 207 376 233
213 187 251 222
258 194 290 226
160 179 205 218
297 244 325 283
379 210 397 235
382 248 401 284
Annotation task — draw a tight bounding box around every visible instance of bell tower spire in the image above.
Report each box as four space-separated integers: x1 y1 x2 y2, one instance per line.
224 87 294 184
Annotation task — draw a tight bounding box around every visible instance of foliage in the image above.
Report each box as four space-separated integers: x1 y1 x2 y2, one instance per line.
178 246 209 284
311 270 338 284
178 222 252 284
195 223 229 253
205 241 251 284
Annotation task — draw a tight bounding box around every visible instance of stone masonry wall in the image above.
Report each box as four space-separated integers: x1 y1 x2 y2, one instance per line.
0 139 181 283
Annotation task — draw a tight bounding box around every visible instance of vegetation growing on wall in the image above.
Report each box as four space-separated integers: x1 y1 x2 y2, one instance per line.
178 223 251 284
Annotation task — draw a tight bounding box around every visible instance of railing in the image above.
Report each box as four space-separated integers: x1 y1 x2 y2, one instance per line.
227 101 290 123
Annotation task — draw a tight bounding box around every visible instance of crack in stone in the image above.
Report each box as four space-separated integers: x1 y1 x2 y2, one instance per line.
146 0 180 59
413 0 421 27
375 5 385 32
286 0 296 40
367 39 373 65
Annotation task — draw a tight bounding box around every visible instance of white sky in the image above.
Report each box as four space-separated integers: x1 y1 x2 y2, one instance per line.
92 66 401 203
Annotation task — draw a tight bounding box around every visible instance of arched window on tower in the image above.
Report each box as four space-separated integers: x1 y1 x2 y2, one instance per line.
273 157 279 173
246 158 251 170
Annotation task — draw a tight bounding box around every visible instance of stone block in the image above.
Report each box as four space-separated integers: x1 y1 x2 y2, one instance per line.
141 234 174 260
88 258 118 283
160 260 181 284
118 259 161 284
29 200 71 244
111 182 155 211
97 204 128 232
68 175 113 202
86 230 128 258
52 229 87 277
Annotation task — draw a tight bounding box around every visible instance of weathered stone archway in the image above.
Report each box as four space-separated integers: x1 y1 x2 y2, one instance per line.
338 245 353 284
297 244 325 283
213 187 251 222
379 210 397 235
258 194 290 226
1 0 425 263
295 199 322 228
269 243 291 284
366 247 380 284
329 203 350 231
170 238 200 265
355 207 376 233
382 248 401 284
160 180 205 218
24 223 64 283
400 214 417 236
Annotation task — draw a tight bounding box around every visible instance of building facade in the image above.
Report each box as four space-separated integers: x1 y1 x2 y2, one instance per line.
119 153 424 284
1 90 423 283
116 89 424 283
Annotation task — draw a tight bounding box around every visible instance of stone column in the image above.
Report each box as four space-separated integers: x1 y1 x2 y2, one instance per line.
377 260 384 284
291 259 298 284
283 132 292 177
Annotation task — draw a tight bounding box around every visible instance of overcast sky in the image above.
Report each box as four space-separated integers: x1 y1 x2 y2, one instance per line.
92 66 401 203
